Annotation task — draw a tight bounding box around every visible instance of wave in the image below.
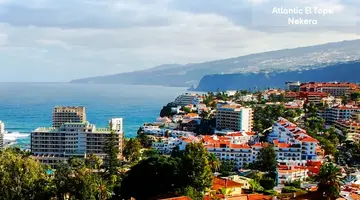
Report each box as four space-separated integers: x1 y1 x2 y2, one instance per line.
4 132 30 141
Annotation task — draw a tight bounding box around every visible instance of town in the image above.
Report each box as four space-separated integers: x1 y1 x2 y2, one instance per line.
1 81 360 200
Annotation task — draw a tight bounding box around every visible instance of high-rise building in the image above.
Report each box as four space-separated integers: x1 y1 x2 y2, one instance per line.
0 121 4 150
52 106 86 128
32 107 123 168
216 104 253 132
173 93 198 106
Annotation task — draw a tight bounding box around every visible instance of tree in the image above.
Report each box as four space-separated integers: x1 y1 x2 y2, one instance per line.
142 148 159 158
316 162 343 200
103 131 121 179
0 148 53 200
208 153 221 173
259 178 276 190
160 102 177 117
85 153 102 170
341 95 350 105
350 92 360 103
249 179 264 193
179 143 213 192
136 129 151 148
120 156 182 199
123 138 142 163
54 158 112 200
181 186 203 200
256 145 277 173
219 160 236 176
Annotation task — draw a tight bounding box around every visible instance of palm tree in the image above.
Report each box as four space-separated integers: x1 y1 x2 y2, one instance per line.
208 153 221 173
316 162 343 200
218 187 232 200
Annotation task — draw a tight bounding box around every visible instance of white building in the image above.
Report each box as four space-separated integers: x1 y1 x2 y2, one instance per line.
203 136 253 169
31 118 124 168
238 94 257 102
277 167 308 184
152 136 196 154
320 105 360 125
173 93 198 106
269 117 319 160
216 104 253 132
0 121 4 149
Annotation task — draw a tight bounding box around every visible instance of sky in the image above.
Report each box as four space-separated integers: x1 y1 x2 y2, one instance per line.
0 0 359 82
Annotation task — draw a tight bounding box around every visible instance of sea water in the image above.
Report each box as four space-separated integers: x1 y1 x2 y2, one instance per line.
0 83 186 148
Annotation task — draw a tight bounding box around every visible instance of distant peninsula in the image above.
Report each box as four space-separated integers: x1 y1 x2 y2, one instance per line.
70 39 360 90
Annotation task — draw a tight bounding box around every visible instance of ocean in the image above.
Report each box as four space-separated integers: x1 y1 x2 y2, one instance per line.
0 83 186 148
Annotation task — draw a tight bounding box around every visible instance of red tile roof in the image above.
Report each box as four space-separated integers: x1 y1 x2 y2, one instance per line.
159 197 191 200
299 137 318 143
204 194 273 200
212 177 243 191
230 144 251 149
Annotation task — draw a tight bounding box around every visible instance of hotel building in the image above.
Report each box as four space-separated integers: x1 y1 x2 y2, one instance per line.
300 82 358 97
52 106 86 128
31 109 123 168
319 105 360 125
268 117 319 160
0 121 4 150
216 104 253 132
173 93 199 106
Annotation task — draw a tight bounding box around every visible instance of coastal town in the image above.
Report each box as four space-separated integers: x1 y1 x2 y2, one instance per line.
1 81 360 199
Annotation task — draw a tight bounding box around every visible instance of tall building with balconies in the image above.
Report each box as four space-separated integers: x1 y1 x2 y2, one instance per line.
216 104 253 132
32 107 123 168
52 106 86 128
0 121 4 150
173 93 198 106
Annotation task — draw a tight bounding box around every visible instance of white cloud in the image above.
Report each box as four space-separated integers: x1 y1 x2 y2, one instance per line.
0 0 359 82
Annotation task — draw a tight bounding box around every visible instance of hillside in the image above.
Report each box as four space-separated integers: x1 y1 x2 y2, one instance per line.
70 39 360 87
195 61 360 91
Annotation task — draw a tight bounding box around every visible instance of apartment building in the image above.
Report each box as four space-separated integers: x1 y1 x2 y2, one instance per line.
216 104 253 132
152 136 197 154
52 106 86 128
352 112 360 122
284 91 327 104
319 105 360 124
173 93 199 106
203 137 253 169
335 120 360 134
268 117 319 160
31 118 123 168
0 121 4 150
277 166 308 185
300 82 358 96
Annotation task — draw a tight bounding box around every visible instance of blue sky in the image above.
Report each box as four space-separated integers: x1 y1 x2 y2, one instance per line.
0 0 359 82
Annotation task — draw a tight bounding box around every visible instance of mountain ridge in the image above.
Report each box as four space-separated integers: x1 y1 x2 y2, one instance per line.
70 39 360 87
195 61 360 91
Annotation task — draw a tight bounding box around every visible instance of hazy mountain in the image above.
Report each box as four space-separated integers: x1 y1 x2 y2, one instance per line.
70 39 360 87
195 61 360 91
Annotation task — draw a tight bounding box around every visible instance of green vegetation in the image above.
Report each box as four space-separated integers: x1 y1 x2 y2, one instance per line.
218 160 236 176
253 105 302 133
103 131 122 179
252 145 277 174
120 142 213 199
316 162 343 200
0 141 213 200
350 92 360 103
123 138 142 163
160 102 178 117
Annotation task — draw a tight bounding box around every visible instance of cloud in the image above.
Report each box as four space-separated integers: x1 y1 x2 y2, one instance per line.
0 0 359 82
